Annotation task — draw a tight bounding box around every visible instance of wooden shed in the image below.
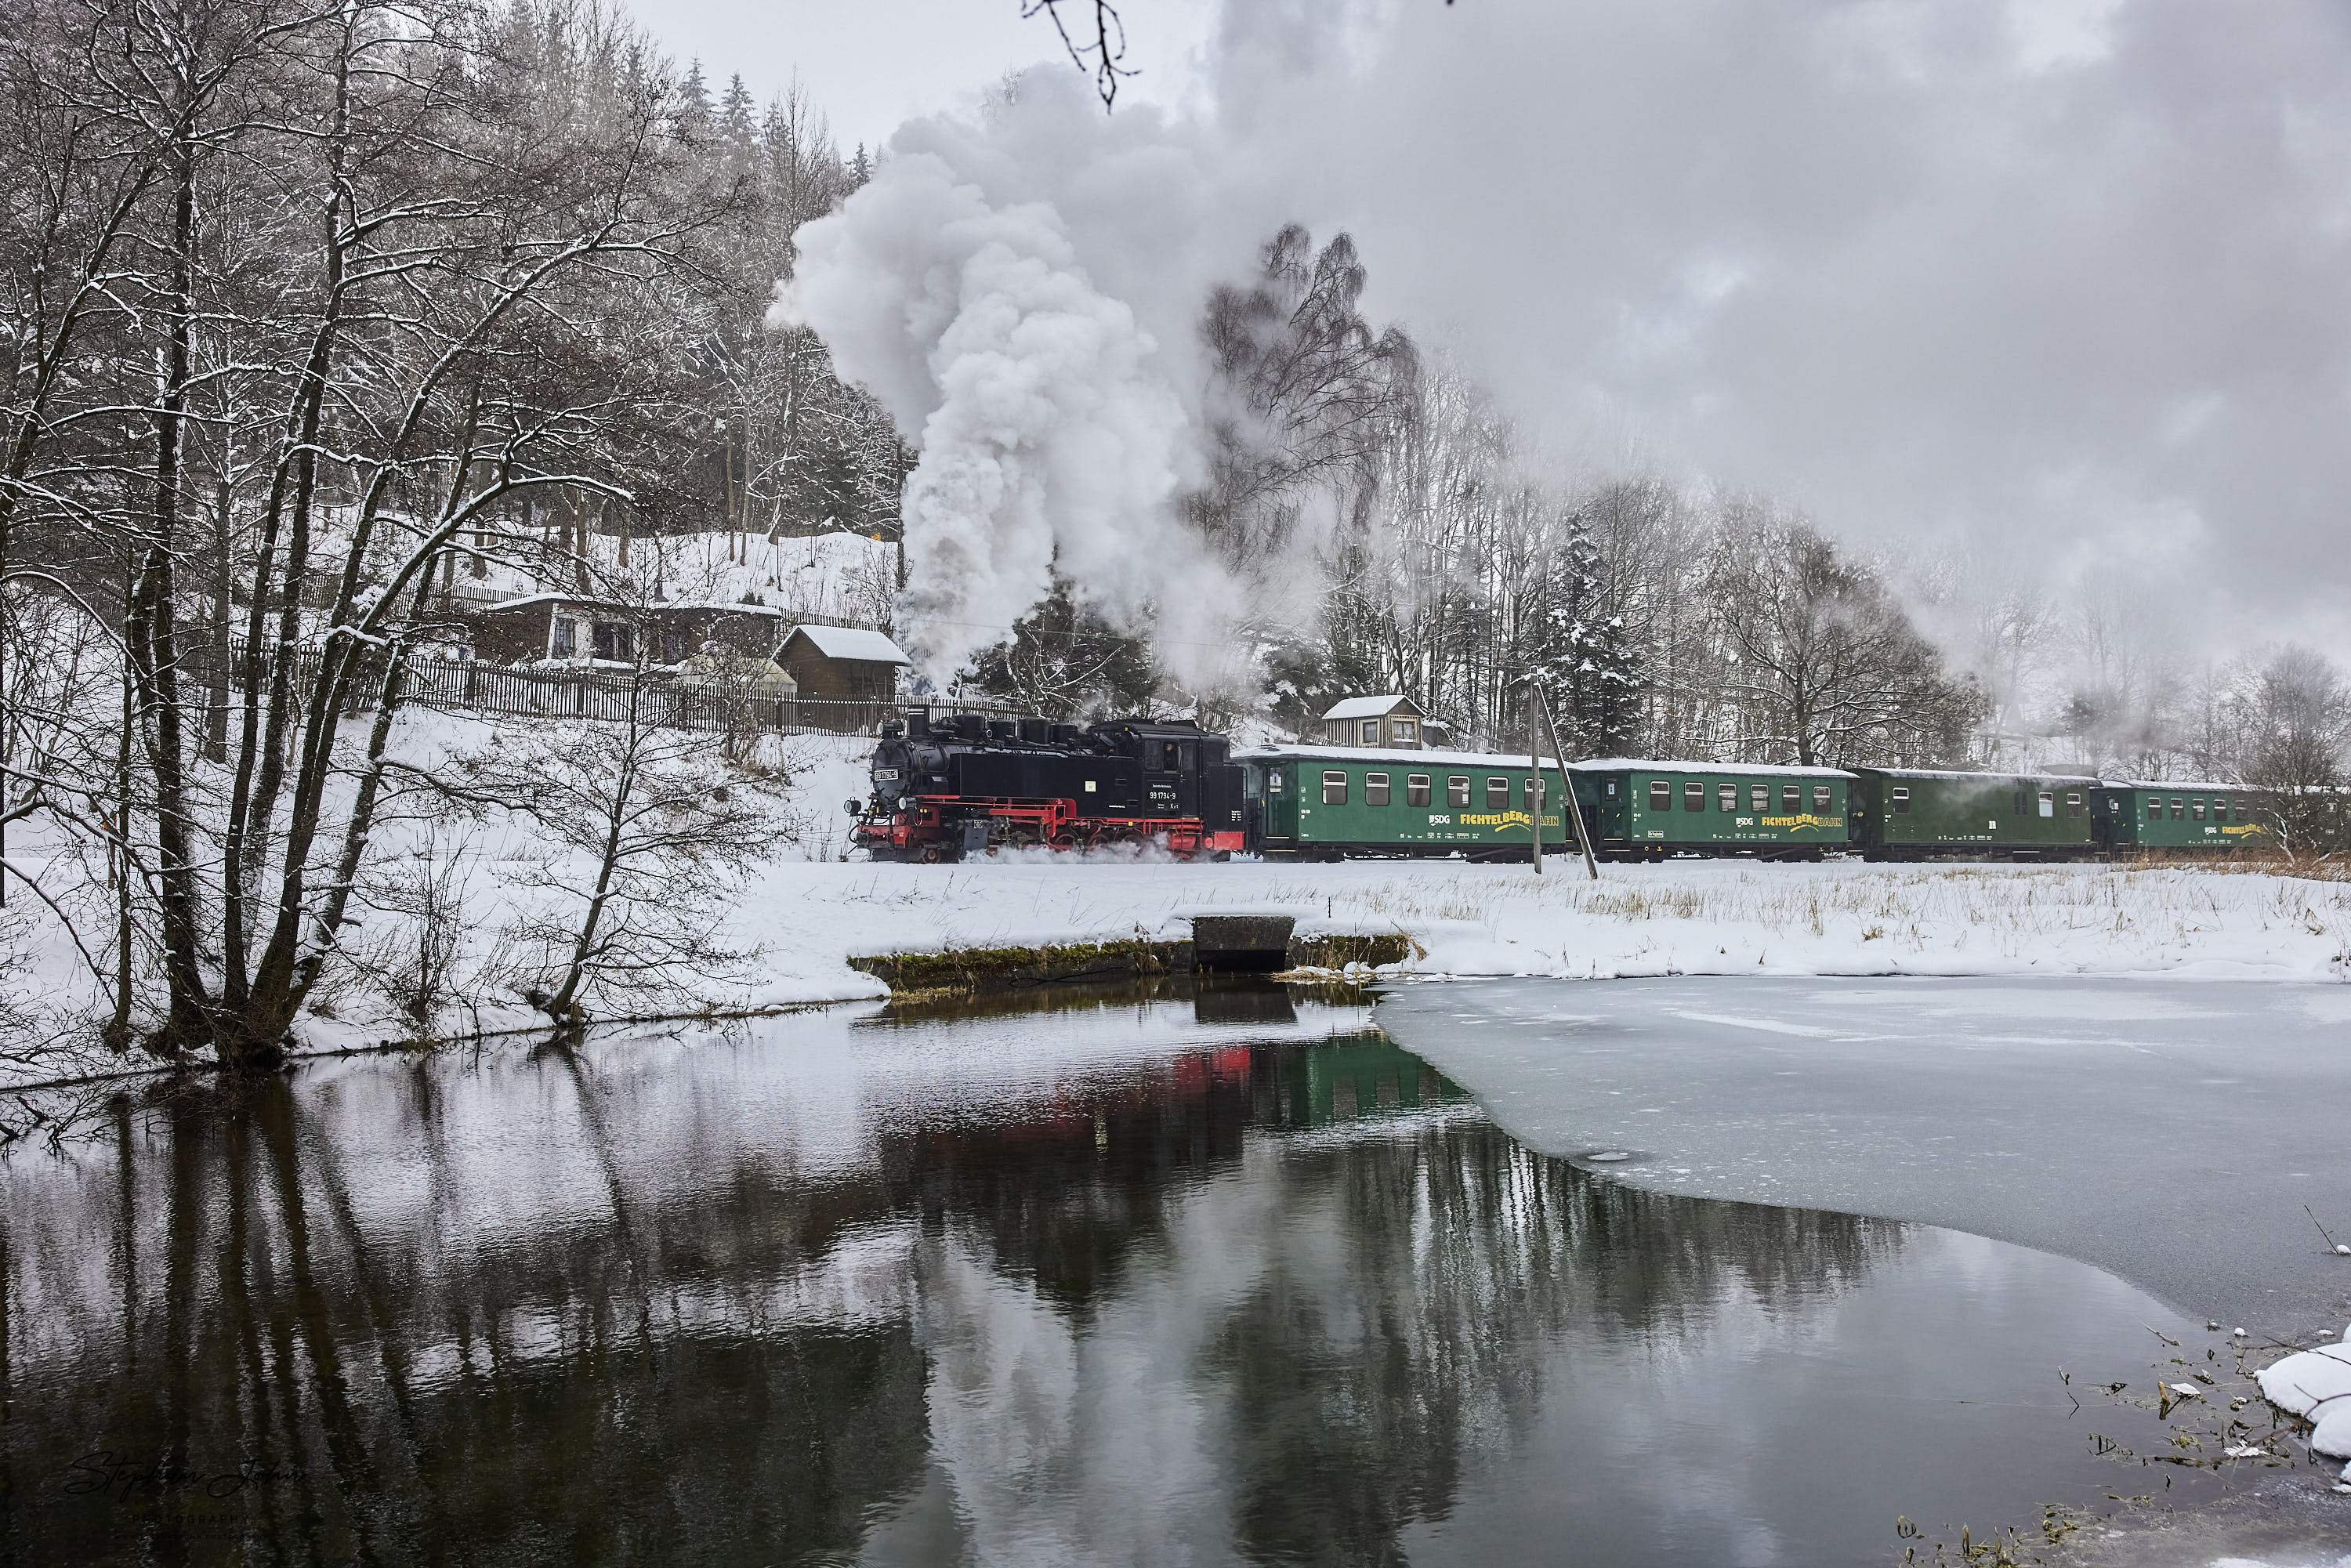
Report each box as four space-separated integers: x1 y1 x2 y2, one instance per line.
1320 694 1427 749
776 624 913 704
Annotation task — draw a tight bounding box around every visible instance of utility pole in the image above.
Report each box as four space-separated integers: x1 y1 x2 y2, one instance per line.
1527 691 1543 875
1534 683 1600 880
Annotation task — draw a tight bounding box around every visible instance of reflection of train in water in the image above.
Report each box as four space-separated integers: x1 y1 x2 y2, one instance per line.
853 706 2277 862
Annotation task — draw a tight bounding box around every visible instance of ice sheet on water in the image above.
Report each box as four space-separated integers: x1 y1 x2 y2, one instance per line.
1375 976 2351 1328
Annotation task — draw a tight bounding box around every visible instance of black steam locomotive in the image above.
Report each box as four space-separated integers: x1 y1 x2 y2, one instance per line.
850 710 1247 862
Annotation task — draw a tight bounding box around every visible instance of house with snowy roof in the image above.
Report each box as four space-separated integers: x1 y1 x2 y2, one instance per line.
1320 694 1427 749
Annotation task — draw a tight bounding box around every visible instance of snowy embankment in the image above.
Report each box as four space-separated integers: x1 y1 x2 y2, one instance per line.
717 827 2351 1008
2258 1331 2351 1486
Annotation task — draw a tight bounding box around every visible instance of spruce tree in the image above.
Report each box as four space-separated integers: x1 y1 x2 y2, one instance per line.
1538 513 1645 757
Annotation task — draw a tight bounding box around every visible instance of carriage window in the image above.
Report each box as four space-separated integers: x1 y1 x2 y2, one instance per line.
1649 780 1672 811
1487 777 1512 809
1322 771 1349 805
1751 784 1770 812
1782 784 1802 812
2037 791 2054 818
1449 777 1472 809
2169 796 2184 820
1719 784 1739 813
2146 796 2161 818
1524 776 1544 810
1360 719 1380 746
1813 785 1832 810
1407 774 1431 807
1268 771 1283 792
1683 781 1705 811
1891 787 1911 815
2191 797 2205 820
2066 792 2082 818
1366 772 1390 806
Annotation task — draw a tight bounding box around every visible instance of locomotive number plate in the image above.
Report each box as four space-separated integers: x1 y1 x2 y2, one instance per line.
875 769 900 781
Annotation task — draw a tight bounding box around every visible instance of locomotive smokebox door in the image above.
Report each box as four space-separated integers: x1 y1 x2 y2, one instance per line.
959 820 991 859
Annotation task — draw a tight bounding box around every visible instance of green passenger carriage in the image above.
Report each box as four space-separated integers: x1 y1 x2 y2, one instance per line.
2095 782 2269 852
1847 768 2099 859
1238 747 1574 860
1567 760 1852 861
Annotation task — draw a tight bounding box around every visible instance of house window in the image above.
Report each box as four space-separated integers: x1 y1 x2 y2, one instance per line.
1407 774 1431 807
550 617 576 657
1813 785 1832 810
1360 719 1380 745
2066 792 2082 818
1366 773 1390 806
1449 777 1472 809
1487 777 1511 809
1751 784 1770 812
1891 787 1911 815
1322 771 1349 805
1650 780 1672 811
1392 720 1418 745
592 621 632 661
661 632 683 663
1719 784 1739 813
2038 791 2054 818
1683 781 1705 812
1782 784 1802 812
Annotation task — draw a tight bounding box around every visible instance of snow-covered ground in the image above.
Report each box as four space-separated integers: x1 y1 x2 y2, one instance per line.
8 720 2350 1083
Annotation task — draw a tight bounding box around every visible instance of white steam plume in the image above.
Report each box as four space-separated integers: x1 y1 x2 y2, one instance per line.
777 121 1236 683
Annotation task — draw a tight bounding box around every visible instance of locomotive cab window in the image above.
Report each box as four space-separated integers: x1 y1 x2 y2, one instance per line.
1891 787 1911 815
1782 784 1802 812
1813 785 1832 810
2038 791 2054 817
1407 774 1432 807
1683 781 1705 811
1719 784 1739 813
1649 780 1672 811
1366 773 1391 806
1449 777 1472 809
1322 771 1349 805
1487 777 1511 809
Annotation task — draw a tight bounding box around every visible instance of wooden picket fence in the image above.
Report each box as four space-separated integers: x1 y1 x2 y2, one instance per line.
185 641 1031 740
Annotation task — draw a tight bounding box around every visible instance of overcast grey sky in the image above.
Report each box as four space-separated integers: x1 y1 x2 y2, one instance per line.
640 0 2351 664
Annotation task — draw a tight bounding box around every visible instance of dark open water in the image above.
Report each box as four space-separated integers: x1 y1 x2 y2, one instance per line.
0 983 2237 1566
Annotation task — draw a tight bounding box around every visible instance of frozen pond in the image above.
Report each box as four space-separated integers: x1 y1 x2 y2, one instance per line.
0 983 2294 1564
1376 976 2351 1331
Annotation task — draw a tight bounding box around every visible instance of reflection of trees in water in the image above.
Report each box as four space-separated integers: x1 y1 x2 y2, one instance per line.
0 1031 1895 1565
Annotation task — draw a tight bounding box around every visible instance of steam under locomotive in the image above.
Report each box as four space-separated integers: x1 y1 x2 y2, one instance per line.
850 711 1247 862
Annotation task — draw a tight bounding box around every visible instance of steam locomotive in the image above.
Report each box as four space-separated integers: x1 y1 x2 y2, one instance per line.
849 710 1247 862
